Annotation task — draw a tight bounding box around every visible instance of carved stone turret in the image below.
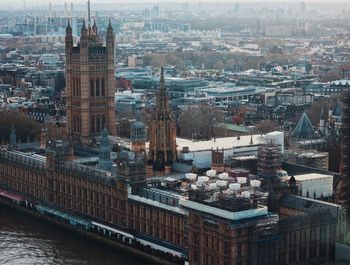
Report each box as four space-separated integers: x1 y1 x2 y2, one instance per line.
65 18 116 145
148 67 177 176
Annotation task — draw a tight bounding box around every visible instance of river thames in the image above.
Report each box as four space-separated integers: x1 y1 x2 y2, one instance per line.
0 206 155 265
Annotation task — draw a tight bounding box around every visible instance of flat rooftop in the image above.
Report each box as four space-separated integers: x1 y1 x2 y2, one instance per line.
293 173 333 181
176 135 263 152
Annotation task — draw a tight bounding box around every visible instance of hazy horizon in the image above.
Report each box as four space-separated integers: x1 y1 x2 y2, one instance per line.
2 0 350 4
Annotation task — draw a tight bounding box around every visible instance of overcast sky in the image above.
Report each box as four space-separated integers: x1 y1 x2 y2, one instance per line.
1 0 350 9
3 0 350 3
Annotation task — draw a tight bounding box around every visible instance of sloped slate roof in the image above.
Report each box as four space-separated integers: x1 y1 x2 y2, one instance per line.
333 100 342 117
280 194 339 218
292 112 314 139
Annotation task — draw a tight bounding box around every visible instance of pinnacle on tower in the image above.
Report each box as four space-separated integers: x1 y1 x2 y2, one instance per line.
81 19 88 37
92 18 97 34
81 19 87 31
87 0 91 25
107 19 113 31
66 19 72 33
160 66 165 82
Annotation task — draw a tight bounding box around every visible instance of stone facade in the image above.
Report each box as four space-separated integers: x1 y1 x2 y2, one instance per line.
65 20 116 145
148 67 177 176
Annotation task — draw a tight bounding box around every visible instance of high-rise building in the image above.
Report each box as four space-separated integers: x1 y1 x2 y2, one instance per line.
65 19 116 145
147 67 177 175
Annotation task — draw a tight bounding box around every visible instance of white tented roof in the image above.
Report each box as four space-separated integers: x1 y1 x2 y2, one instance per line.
293 173 333 181
176 135 262 152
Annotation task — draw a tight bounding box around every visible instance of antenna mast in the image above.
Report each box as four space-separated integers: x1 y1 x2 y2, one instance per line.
87 0 91 25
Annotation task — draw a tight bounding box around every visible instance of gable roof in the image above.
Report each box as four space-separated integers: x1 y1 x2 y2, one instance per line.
292 112 314 139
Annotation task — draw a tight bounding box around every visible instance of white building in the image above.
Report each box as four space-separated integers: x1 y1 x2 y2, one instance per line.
175 131 284 169
286 173 333 199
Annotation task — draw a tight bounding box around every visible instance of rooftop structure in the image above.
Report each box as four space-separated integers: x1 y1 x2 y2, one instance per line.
97 129 113 171
284 173 333 199
257 141 282 180
176 132 284 170
292 112 315 139
148 67 177 175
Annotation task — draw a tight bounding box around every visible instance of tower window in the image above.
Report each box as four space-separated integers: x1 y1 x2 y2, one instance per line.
102 114 106 130
90 79 95 97
101 78 105 96
77 116 81 132
73 116 76 132
90 115 95 133
77 78 81 96
96 78 100 97
96 115 101 133
72 77 76 96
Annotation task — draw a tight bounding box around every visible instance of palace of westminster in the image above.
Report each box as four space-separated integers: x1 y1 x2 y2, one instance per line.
0 18 347 265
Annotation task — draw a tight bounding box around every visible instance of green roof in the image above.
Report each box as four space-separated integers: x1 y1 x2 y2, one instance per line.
213 122 251 133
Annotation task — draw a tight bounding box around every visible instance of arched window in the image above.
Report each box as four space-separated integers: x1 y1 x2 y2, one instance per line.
96 78 100 97
90 115 95 133
77 78 81 97
96 115 101 133
101 78 105 96
102 114 106 130
77 116 81 132
72 116 76 132
90 79 95 97
72 77 76 96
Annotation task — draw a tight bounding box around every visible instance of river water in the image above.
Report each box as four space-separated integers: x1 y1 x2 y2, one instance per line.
0 206 155 265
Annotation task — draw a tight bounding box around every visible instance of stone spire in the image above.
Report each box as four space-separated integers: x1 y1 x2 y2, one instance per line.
320 106 325 120
92 18 98 35
107 19 113 32
156 67 171 121
147 66 177 176
66 19 72 34
81 19 88 37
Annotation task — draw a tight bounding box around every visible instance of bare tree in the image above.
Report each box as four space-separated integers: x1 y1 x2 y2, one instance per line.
0 111 41 144
177 105 222 140
254 120 276 135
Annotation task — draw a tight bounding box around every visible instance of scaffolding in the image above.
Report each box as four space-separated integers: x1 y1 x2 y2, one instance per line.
257 141 282 179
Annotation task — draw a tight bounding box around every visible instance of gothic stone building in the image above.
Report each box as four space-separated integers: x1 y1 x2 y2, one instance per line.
147 67 177 176
65 20 116 145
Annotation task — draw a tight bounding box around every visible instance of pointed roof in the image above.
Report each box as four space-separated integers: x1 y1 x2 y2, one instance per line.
81 19 88 34
160 66 165 84
92 18 97 33
320 107 325 120
107 19 113 31
289 175 296 185
155 66 171 121
66 20 72 33
333 99 342 117
292 112 315 139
